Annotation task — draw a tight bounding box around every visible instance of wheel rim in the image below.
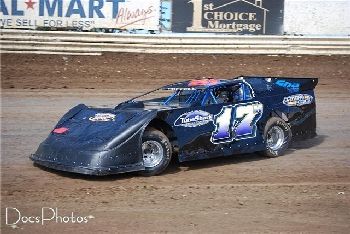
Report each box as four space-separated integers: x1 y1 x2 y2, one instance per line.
266 126 285 151
142 140 164 168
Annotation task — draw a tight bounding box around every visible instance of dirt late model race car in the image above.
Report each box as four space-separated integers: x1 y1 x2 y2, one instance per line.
31 76 318 176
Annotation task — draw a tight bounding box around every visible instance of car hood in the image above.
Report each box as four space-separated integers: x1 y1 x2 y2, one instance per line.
46 104 157 150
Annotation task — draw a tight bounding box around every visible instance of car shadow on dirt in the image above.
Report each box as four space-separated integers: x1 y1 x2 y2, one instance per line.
289 134 327 150
163 135 327 175
34 135 327 180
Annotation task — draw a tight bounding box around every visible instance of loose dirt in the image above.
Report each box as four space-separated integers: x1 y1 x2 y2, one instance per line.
1 53 349 233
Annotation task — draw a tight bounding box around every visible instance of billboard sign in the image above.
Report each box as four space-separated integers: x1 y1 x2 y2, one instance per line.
172 0 284 35
0 0 160 30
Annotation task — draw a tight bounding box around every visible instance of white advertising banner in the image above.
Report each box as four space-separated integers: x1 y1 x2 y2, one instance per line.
0 0 160 30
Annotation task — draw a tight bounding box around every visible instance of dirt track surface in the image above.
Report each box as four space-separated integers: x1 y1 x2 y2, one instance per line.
1 54 350 233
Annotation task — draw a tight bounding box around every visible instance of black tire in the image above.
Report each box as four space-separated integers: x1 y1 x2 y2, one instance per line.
139 128 172 176
261 117 292 157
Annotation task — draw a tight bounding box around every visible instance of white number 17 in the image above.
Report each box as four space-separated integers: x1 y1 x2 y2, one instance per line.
211 102 263 144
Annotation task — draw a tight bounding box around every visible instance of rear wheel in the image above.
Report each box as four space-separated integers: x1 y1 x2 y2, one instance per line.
139 128 172 176
261 117 292 157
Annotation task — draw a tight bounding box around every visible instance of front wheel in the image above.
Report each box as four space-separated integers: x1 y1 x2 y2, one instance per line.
261 117 292 157
139 128 172 176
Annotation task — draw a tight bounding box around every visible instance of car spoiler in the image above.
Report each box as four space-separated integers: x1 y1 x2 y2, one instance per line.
242 76 318 91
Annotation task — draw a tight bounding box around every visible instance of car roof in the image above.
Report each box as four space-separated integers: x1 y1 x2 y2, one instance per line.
162 78 241 90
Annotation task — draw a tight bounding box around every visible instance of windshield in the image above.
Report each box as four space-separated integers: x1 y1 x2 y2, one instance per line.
131 88 203 106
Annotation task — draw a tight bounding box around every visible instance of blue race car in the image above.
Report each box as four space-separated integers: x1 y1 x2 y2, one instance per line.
31 76 318 176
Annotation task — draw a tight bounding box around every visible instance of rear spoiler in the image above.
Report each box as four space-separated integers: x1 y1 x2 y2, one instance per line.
242 76 318 91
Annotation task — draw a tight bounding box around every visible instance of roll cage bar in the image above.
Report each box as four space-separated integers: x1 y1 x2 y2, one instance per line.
162 81 254 106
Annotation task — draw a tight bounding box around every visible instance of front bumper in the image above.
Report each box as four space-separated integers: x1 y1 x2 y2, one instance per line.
30 154 144 176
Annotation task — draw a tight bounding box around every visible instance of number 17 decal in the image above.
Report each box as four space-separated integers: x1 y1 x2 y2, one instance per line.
211 102 263 144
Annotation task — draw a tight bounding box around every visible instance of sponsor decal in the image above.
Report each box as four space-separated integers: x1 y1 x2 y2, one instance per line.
289 108 316 125
188 78 219 87
276 80 300 92
52 127 68 134
174 110 213 127
89 113 116 122
283 94 313 107
166 87 196 91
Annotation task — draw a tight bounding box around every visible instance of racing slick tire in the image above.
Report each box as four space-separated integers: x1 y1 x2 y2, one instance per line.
139 128 172 176
261 117 292 158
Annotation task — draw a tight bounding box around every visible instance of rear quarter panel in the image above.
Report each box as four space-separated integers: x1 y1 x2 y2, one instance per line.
253 78 317 140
